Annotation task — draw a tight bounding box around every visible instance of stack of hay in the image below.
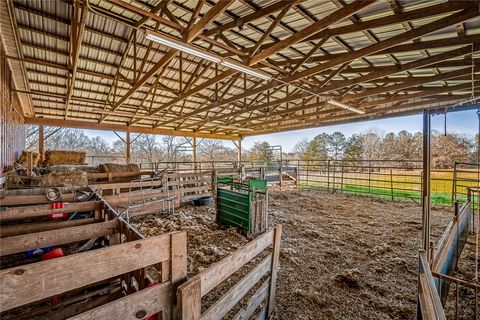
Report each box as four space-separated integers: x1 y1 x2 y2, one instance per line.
43 150 86 166
98 163 141 183
17 151 41 167
38 171 88 188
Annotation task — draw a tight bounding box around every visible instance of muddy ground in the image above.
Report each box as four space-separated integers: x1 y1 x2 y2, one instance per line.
133 189 473 319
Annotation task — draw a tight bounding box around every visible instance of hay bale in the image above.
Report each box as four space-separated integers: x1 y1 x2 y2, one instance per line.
48 165 98 173
98 163 140 173
98 163 140 183
38 171 88 188
18 151 41 167
44 150 86 166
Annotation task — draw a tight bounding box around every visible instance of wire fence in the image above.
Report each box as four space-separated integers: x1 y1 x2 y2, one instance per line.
137 159 478 207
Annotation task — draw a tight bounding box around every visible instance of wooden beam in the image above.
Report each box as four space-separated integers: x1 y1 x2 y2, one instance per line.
204 1 291 36
101 0 234 122
249 0 375 65
38 125 44 160
0 220 119 256
342 66 476 101
243 94 472 135
0 232 181 311
248 4 293 57
185 0 234 42
24 117 241 140
289 7 480 82
0 218 95 238
0 201 100 221
65 0 88 119
126 131 131 163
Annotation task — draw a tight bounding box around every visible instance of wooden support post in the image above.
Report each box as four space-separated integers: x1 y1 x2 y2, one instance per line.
126 131 131 164
38 125 44 161
267 225 282 316
236 139 242 163
192 137 197 172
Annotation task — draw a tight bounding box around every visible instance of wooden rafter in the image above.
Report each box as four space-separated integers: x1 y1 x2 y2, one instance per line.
5 0 480 137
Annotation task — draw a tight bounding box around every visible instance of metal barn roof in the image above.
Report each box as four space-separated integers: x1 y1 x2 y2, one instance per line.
1 0 479 140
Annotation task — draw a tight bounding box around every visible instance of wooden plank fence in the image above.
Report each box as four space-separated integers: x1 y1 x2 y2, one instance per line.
177 226 282 320
0 230 187 320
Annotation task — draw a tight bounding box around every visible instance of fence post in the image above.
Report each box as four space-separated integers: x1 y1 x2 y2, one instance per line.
177 277 201 320
306 160 309 188
340 161 344 194
332 160 336 193
368 160 372 193
390 169 394 201
296 159 300 189
268 225 282 316
327 160 330 192
451 161 457 204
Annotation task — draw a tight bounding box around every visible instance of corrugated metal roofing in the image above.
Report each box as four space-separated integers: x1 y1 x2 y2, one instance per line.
2 0 479 138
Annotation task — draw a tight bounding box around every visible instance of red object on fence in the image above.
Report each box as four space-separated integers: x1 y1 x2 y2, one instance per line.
143 281 159 320
48 202 67 219
41 248 64 260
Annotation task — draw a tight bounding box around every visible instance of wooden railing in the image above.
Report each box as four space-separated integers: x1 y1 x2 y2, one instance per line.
177 226 282 320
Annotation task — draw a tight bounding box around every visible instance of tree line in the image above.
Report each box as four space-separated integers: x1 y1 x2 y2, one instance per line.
25 126 478 168
25 126 236 164
289 130 478 168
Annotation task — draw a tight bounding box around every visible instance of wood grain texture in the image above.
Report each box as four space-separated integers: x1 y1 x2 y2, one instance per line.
0 220 119 256
0 232 177 310
67 282 171 320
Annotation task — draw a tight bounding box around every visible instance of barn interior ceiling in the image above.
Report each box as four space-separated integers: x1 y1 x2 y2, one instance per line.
1 0 479 139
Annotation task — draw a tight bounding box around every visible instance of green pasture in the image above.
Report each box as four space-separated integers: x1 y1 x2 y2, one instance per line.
297 169 479 207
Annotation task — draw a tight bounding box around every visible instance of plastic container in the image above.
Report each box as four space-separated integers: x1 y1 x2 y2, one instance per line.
41 248 64 260
48 202 68 220
26 246 52 257
193 196 212 207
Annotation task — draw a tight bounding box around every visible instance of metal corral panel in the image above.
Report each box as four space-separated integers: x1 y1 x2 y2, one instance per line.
217 188 250 231
432 201 472 304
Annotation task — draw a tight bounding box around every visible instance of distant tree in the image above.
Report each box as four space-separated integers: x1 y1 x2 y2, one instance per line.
248 141 274 164
471 133 479 164
432 133 472 168
359 132 383 160
293 138 309 157
161 136 184 162
302 133 330 161
198 139 230 162
330 131 346 160
112 139 126 155
87 136 110 155
343 134 362 163
133 134 161 163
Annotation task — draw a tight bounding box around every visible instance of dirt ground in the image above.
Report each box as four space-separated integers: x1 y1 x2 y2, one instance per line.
268 189 457 320
133 189 467 319
444 234 479 320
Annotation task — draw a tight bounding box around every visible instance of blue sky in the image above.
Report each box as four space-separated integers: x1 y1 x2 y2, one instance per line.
83 109 479 153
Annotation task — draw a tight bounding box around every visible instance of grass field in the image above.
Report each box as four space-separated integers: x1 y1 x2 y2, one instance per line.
297 169 479 207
